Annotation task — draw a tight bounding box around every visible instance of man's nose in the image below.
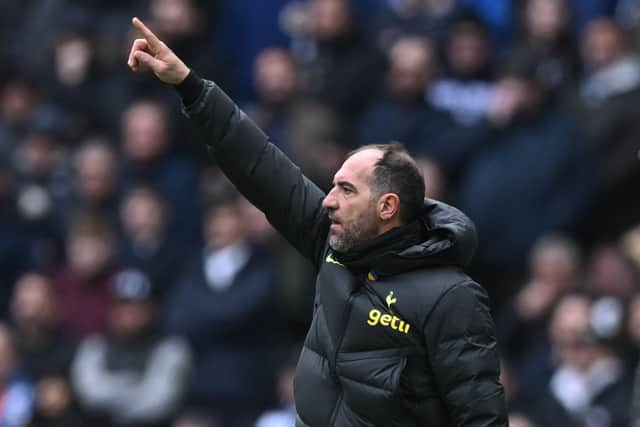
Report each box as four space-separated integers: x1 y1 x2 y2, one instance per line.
322 189 338 210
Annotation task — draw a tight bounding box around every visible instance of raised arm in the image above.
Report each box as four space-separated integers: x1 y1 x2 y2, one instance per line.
128 18 329 266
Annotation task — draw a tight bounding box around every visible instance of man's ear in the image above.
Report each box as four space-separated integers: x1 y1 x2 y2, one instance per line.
378 193 400 221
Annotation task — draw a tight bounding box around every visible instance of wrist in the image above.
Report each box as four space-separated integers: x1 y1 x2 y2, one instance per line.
175 70 204 106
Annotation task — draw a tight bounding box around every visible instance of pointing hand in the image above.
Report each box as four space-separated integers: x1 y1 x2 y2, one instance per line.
127 17 190 85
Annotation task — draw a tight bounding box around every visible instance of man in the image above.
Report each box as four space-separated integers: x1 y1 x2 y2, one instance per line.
128 17 507 426
72 268 192 427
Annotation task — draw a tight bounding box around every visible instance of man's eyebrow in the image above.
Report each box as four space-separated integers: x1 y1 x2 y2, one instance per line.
335 180 357 191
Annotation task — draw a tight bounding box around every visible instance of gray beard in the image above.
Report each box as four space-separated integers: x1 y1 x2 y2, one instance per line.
328 216 378 253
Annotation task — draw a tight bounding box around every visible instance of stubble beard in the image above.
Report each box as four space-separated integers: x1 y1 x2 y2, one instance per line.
328 209 379 253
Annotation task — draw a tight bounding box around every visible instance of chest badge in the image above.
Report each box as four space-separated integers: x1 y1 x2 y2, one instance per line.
386 291 397 313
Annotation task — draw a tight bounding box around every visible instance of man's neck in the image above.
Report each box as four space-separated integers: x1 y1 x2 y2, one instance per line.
376 219 403 237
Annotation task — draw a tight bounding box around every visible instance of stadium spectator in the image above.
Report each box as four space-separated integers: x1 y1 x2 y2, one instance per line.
59 138 120 229
0 323 34 427
366 0 458 49
455 49 594 302
513 0 580 92
72 268 191 427
498 234 582 398
356 36 441 149
164 192 278 427
428 10 495 127
584 245 639 299
0 71 45 155
120 99 200 242
574 17 640 241
0 161 34 318
53 212 118 340
118 185 185 297
294 0 387 120
10 273 75 382
245 47 301 156
533 295 632 427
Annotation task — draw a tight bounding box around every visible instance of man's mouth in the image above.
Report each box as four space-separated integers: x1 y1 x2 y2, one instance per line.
329 217 342 232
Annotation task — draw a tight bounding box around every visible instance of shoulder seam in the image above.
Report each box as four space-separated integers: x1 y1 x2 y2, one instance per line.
420 279 476 332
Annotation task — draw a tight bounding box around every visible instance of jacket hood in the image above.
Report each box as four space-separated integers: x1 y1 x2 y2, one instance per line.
334 198 478 277
405 198 478 268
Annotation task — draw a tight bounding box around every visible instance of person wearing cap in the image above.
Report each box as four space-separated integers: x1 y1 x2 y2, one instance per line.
71 268 192 427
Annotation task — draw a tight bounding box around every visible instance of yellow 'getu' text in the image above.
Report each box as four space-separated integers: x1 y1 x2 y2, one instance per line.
367 309 410 334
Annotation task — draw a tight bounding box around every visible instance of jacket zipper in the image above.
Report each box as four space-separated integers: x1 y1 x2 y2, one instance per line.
329 289 358 426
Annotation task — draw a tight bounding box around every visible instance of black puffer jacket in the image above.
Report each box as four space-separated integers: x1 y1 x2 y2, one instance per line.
178 74 507 426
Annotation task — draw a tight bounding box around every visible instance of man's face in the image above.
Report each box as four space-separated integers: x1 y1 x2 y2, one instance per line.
322 149 382 252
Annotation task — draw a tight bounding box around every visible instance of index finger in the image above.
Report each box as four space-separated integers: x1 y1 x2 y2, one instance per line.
132 17 162 52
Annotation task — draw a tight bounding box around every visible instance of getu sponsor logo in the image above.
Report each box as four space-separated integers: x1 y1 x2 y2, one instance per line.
367 291 410 334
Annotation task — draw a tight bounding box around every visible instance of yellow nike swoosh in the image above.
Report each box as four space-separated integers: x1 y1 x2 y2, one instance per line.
325 253 344 267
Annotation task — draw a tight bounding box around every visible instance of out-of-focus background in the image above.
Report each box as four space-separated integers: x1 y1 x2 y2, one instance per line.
1 0 640 426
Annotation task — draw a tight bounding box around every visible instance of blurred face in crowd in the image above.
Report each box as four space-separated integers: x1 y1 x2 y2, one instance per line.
54 34 94 87
581 18 625 71
524 0 569 44
35 376 73 418
530 238 579 293
0 325 15 384
11 273 58 333
309 0 351 41
254 48 298 105
108 299 153 338
549 295 592 369
322 149 385 252
446 22 490 77
67 220 114 279
122 101 169 162
121 187 167 243
0 79 39 125
587 246 637 299
389 37 436 99
205 203 245 250
150 0 201 38
74 142 117 205
18 133 59 178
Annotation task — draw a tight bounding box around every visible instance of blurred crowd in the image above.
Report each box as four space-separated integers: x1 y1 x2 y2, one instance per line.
1 0 640 426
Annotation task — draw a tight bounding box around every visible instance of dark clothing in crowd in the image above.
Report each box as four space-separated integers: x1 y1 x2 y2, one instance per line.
176 73 507 426
456 108 595 274
15 329 75 381
53 267 115 341
300 28 386 121
120 155 200 243
164 245 278 427
356 92 481 170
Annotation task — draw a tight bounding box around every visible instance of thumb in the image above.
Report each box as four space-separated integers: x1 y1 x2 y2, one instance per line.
133 50 164 72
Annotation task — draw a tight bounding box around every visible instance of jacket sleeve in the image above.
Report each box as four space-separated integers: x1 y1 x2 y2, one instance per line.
423 281 508 426
180 75 329 267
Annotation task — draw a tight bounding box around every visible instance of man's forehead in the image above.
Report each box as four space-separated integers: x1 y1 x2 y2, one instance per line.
334 148 383 183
